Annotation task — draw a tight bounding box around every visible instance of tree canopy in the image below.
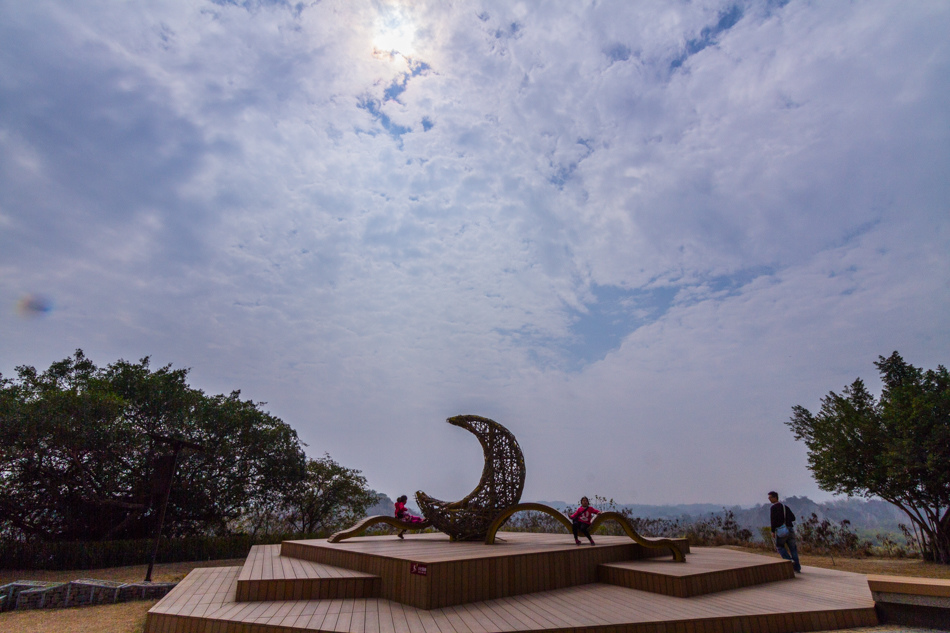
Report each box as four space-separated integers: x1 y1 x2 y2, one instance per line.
787 351 950 563
0 350 308 541
284 454 379 535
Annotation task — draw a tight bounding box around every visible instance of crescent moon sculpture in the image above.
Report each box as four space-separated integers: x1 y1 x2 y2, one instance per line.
415 415 526 541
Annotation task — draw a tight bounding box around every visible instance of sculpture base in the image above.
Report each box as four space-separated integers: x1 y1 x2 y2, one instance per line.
280 532 689 609
146 534 878 633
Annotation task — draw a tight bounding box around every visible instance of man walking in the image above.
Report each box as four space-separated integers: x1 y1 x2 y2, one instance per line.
768 491 802 573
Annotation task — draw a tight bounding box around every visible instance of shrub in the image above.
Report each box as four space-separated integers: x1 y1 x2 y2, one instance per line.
0 531 326 571
796 513 872 563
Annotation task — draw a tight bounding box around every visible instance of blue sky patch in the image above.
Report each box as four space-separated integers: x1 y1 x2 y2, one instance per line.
358 96 410 141
671 4 744 70
564 284 678 369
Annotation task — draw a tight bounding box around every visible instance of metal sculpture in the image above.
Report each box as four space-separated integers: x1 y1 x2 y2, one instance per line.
415 415 526 541
326 414 687 562
483 503 685 561
588 512 686 561
328 515 431 543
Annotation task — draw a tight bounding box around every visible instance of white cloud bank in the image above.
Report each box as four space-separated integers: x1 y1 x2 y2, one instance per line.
2 0 948 504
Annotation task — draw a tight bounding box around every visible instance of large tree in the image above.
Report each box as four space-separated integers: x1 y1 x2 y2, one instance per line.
787 352 950 563
0 350 307 541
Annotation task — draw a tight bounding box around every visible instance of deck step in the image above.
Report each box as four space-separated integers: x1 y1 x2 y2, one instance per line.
599 547 794 597
235 544 379 602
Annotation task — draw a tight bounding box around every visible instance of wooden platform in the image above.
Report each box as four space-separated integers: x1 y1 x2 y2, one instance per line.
599 547 794 597
280 533 689 609
237 545 380 602
146 534 878 633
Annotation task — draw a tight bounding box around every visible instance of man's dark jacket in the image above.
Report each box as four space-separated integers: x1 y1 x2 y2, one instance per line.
770 502 795 532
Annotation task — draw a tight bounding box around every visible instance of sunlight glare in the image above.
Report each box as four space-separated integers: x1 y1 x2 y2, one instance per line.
373 9 416 59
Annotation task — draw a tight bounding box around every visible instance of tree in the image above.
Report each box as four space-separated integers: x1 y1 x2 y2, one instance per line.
0 350 307 541
787 352 950 563
282 454 378 535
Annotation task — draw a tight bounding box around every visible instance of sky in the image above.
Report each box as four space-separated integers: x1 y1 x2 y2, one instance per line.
1 0 948 507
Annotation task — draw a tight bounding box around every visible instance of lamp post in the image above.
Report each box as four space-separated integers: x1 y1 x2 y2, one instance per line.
145 433 205 583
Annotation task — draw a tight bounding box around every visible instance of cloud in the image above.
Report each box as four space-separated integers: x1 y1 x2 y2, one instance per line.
1 0 948 504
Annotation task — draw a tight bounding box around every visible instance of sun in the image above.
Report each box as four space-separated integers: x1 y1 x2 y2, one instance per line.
373 7 416 59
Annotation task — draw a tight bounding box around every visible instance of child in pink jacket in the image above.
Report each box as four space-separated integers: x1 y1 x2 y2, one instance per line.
395 494 424 539
570 496 600 546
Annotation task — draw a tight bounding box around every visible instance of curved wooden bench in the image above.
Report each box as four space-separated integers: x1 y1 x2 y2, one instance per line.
867 575 950 629
484 504 686 561
589 512 686 561
484 503 574 544
328 515 432 543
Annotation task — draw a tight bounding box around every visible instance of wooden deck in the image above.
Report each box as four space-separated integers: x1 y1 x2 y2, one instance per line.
599 548 794 597
146 535 878 633
281 533 690 609
146 560 876 633
237 545 380 602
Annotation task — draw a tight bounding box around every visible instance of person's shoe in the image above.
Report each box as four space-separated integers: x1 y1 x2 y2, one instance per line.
589 541 596 546
397 531 405 539
575 539 582 545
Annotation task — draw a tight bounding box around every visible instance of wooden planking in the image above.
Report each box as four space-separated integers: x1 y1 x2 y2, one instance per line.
237 545 381 603
866 574 950 597
280 533 689 610
281 533 687 565
599 548 794 597
146 553 877 633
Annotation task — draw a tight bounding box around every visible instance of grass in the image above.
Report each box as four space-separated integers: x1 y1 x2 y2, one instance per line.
0 600 154 633
0 558 243 633
722 545 950 579
1 549 948 633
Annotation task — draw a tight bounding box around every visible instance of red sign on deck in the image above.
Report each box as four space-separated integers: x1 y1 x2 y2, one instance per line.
409 562 428 576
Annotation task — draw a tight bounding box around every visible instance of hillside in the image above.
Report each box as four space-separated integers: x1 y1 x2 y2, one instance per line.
533 497 907 536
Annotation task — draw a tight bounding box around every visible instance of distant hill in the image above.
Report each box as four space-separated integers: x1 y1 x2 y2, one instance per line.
365 491 395 517
532 497 907 535
725 496 906 534
365 491 422 517
366 496 907 537
533 501 728 519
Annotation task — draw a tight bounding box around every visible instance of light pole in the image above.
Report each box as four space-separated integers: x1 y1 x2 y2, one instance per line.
145 433 205 583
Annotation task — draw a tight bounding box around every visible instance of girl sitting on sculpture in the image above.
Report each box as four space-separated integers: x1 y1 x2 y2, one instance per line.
570 497 600 546
395 495 425 539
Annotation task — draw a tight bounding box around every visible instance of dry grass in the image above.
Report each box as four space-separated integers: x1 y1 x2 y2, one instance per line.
721 545 950 579
0 599 153 633
0 558 243 633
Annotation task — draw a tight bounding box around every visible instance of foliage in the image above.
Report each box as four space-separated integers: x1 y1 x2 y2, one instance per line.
282 454 378 534
787 351 950 563
0 350 307 542
875 531 909 558
501 496 754 546
586 496 753 546
502 510 569 533
795 513 872 564
0 531 326 571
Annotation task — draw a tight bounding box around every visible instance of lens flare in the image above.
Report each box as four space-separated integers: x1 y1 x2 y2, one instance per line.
17 293 53 318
